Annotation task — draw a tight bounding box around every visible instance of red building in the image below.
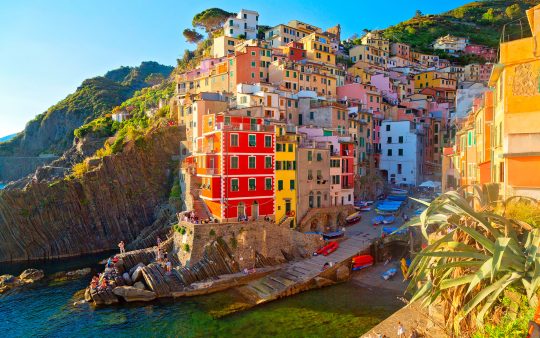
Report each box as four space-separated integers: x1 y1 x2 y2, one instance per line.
194 113 275 221
283 41 306 61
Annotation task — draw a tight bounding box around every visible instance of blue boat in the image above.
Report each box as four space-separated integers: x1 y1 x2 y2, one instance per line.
381 226 407 236
387 195 407 201
382 268 397 280
372 215 384 225
383 216 395 224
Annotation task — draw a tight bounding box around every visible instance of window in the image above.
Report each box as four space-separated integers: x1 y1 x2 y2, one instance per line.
386 124 391 131
231 179 239 191
387 137 392 144
231 156 239 169
265 156 272 169
251 61 256 67
397 164 402 174
248 178 256 191
265 135 272 147
231 134 239 147
248 156 256 169
276 161 282 170
278 180 283 191
398 149 403 156
248 134 256 147
316 153 323 161
308 169 313 180
309 192 314 208
317 170 322 180
290 180 295 190
398 136 403 143
288 144 293 152
310 111 314 120
307 151 313 161
387 149 392 156
265 178 272 190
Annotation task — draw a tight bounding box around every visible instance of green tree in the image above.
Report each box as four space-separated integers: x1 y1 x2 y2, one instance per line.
505 4 522 20
192 8 233 32
183 28 203 44
482 8 497 23
415 9 423 18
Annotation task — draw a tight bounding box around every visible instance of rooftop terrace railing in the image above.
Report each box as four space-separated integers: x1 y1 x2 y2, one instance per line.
500 16 532 44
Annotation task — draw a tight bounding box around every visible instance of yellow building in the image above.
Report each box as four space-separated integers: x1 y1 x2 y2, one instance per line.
300 32 336 65
414 70 456 91
274 124 298 227
488 4 540 199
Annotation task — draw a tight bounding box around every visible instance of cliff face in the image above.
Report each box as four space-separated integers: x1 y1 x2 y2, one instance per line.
0 126 184 263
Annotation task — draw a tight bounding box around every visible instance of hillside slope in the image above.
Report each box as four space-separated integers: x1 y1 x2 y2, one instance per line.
0 61 173 158
380 0 540 53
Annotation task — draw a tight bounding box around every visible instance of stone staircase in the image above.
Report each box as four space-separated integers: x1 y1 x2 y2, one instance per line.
243 235 372 302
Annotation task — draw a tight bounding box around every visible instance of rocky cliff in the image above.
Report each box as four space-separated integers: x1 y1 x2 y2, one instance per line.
0 125 184 263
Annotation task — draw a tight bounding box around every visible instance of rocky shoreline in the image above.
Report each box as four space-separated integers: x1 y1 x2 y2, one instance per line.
0 267 92 295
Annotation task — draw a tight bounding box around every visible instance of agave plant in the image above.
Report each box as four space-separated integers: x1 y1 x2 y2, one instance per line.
403 188 540 336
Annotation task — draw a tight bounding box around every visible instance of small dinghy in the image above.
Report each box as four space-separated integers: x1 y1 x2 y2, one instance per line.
346 212 362 223
322 230 344 240
372 215 384 225
314 241 340 256
382 268 397 280
352 255 374 271
383 216 395 224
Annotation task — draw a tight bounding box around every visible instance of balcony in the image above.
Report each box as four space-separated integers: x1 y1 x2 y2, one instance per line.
216 122 274 132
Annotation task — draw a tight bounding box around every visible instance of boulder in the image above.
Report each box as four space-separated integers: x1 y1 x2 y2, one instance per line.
0 274 22 294
128 263 145 277
19 269 44 283
51 268 92 281
131 266 144 283
112 286 156 302
122 272 132 286
84 288 92 302
66 268 91 279
335 265 350 281
133 281 146 290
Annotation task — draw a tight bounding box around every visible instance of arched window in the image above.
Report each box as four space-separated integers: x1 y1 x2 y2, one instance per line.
309 192 314 208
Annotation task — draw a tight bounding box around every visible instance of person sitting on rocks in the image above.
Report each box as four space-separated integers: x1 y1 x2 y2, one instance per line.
100 277 108 290
90 276 99 290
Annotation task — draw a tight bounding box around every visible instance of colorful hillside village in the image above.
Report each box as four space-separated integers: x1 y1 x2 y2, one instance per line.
166 8 525 230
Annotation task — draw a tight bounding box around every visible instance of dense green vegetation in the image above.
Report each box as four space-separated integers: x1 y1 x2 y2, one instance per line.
192 8 233 32
380 0 540 53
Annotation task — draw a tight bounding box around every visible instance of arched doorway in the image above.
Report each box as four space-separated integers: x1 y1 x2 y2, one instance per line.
251 200 259 219
310 219 319 231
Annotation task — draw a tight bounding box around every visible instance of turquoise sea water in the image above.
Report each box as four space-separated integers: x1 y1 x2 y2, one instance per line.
0 183 5 189
0 257 402 338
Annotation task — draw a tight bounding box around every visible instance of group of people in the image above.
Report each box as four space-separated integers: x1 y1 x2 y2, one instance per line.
182 211 219 224
154 236 172 275
90 256 122 291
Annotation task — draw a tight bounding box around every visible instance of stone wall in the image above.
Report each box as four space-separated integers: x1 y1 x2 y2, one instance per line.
297 205 356 232
173 220 324 269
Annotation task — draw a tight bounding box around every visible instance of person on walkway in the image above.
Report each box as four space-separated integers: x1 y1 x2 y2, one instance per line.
155 246 162 263
397 322 405 338
118 241 125 254
165 258 172 275
157 236 162 248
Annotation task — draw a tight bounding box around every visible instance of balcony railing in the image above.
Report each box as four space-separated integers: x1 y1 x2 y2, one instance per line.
501 16 532 43
216 122 274 132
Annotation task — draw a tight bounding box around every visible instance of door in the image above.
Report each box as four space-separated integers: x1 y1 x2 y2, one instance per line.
252 201 259 219
238 203 245 219
285 200 291 215
299 114 303 126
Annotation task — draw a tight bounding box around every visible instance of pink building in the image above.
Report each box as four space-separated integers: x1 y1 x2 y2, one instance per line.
463 44 497 62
